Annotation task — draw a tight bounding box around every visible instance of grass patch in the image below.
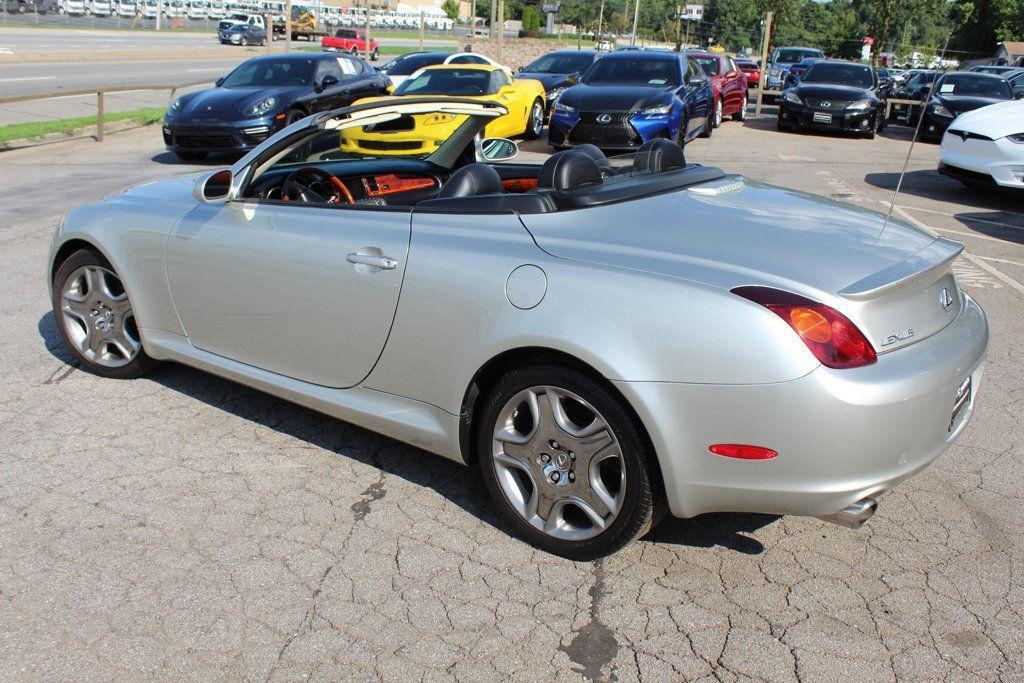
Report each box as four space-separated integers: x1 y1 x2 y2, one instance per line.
0 106 165 145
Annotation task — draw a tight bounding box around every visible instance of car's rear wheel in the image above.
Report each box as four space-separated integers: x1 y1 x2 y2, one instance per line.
52 250 158 379
370 47 379 61
732 99 747 121
240 36 248 46
523 98 544 140
713 98 723 128
477 364 664 560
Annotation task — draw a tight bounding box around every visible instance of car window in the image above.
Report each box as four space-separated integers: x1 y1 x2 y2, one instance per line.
316 57 343 83
449 55 489 65
692 56 721 76
772 48 824 64
801 62 873 88
222 58 314 87
522 53 595 74
393 68 490 95
936 74 1013 98
583 57 680 87
383 53 445 76
491 70 511 90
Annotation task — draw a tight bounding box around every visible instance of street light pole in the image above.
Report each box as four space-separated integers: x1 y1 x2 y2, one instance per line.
630 0 640 47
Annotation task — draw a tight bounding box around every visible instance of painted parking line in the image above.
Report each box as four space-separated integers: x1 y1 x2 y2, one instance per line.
0 76 55 82
898 204 1024 230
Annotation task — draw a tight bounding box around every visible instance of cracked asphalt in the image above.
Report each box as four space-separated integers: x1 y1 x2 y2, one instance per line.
2 120 1023 681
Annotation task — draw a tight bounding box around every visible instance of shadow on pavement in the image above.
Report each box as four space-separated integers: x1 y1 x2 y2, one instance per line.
150 151 241 166
38 309 778 558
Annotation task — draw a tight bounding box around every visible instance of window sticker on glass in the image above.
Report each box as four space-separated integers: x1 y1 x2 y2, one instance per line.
940 82 955 93
337 58 357 75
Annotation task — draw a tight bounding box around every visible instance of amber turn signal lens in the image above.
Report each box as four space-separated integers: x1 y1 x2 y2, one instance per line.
789 307 832 343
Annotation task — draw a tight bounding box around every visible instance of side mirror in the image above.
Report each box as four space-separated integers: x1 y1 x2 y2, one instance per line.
215 76 225 87
193 169 233 204
319 74 339 91
480 137 518 162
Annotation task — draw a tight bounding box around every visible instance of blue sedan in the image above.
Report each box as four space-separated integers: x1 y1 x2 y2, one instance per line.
548 51 714 152
162 53 388 161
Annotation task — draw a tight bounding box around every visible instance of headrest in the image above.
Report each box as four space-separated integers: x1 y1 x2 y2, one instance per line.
632 138 686 174
571 143 612 170
439 162 503 199
538 151 603 191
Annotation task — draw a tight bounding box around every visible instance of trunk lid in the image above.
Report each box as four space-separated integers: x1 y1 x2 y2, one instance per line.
521 177 964 354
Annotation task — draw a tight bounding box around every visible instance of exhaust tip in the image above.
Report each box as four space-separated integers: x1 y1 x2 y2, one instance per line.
817 497 877 529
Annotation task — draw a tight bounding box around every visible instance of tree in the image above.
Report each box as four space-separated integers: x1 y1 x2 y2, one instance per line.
441 0 460 22
521 5 541 31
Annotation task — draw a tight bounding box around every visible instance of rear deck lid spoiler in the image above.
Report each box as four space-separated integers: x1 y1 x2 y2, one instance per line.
838 237 963 300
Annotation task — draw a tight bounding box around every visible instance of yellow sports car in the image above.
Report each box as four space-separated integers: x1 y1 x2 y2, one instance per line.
339 64 546 156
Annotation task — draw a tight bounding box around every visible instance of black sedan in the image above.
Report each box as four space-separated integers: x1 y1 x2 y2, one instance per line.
889 70 937 124
777 60 887 138
163 53 388 161
516 49 601 116
919 71 1015 142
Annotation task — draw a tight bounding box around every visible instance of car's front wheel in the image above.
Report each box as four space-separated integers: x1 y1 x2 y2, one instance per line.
713 98 723 128
523 98 544 140
52 250 158 379
370 47 379 61
477 364 664 560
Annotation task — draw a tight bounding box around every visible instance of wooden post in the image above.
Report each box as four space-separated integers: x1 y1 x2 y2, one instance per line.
364 1 371 61
265 14 272 52
496 0 504 64
754 10 772 119
674 4 681 51
418 10 424 50
285 0 292 51
96 90 105 142
489 0 495 39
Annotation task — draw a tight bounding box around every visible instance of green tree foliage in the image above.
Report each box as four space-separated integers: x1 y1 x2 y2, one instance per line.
522 4 541 31
441 0 460 22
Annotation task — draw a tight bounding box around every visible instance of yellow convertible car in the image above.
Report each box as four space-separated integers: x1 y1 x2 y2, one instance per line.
339 64 546 156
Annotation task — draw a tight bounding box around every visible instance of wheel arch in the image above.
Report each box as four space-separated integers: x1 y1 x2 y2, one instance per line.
50 236 113 286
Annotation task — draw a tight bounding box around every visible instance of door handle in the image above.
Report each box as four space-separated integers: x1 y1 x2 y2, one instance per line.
347 252 399 270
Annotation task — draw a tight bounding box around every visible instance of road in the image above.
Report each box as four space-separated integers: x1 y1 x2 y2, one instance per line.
0 118 1022 679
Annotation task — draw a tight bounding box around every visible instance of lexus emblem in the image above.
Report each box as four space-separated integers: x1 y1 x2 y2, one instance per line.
596 113 612 124
821 101 831 108
939 287 954 311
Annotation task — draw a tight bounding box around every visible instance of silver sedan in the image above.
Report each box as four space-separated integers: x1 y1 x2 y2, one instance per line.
47 98 989 559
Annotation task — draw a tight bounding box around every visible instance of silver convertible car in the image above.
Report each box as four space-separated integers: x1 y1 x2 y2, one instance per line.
48 98 989 559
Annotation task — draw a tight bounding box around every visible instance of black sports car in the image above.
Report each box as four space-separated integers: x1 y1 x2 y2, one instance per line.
777 60 887 138
516 50 601 116
163 53 388 161
919 71 1015 142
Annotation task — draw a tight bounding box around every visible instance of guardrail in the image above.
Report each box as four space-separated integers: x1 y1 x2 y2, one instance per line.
0 80 212 142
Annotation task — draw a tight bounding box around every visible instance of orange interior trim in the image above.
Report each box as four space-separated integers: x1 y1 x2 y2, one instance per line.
502 178 539 192
362 174 438 197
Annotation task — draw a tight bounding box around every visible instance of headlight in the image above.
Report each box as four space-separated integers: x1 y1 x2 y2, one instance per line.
547 87 565 102
1007 133 1024 143
782 91 801 104
930 103 953 118
246 96 277 117
167 97 182 116
846 99 872 111
553 101 576 115
638 104 672 116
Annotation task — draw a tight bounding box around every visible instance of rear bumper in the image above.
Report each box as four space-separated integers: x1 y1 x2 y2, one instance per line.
617 293 988 520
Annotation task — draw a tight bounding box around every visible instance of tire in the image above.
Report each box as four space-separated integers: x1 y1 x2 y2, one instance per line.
260 38 267 46
174 150 208 161
350 46 358 56
712 98 723 128
284 108 305 126
17 2 26 13
700 105 713 138
370 47 379 61
732 99 747 121
476 363 665 560
522 98 544 140
51 249 158 380
240 37 248 46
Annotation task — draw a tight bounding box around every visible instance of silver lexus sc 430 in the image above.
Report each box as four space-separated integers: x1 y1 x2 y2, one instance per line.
48 98 989 559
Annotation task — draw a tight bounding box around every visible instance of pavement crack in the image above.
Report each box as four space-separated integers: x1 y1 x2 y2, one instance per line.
350 472 387 522
560 558 619 682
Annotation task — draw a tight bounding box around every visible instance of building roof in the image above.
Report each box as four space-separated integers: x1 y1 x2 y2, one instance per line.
999 41 1024 57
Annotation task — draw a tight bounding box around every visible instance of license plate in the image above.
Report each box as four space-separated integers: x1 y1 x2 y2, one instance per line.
950 375 972 431
812 111 832 123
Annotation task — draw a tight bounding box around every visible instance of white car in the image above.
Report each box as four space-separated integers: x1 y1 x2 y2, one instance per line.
939 99 1024 191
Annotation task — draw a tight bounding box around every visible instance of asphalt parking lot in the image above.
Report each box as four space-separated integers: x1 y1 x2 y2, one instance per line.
2 119 1023 680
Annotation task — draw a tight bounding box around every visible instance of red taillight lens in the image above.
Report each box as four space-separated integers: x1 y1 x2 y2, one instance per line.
732 286 877 369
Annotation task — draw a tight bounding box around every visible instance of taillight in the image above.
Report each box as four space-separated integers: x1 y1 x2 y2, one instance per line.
732 286 877 369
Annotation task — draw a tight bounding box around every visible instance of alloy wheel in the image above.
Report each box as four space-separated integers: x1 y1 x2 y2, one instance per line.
714 99 723 127
59 265 141 368
491 386 625 541
529 100 544 138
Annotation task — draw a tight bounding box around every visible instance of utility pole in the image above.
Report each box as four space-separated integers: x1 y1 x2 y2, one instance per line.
285 0 292 52
754 10 772 118
596 0 604 40
418 10 424 50
470 0 476 37
674 4 681 51
684 18 690 49
490 0 496 38
496 0 504 63
630 0 640 46
364 0 372 61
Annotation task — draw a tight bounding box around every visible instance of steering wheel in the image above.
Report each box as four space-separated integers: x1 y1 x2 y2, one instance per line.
282 167 355 205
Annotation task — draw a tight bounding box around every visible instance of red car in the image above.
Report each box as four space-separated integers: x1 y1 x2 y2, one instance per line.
735 59 761 88
685 51 749 127
322 28 380 61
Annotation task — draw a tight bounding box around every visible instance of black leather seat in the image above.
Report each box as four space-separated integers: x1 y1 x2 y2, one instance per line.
537 151 603 191
439 162 503 198
632 138 686 174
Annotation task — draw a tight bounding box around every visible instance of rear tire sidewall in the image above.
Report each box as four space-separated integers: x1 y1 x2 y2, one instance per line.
476 364 661 561
713 98 722 128
51 249 157 380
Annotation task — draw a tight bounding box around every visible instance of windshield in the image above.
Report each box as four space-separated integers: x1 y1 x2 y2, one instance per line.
582 57 679 87
936 74 1013 98
394 68 491 96
383 53 445 76
907 72 937 87
522 53 594 74
222 58 314 88
691 56 720 76
802 63 873 88
772 49 823 65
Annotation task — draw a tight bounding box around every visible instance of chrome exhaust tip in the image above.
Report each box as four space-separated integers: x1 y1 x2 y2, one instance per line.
817 497 877 529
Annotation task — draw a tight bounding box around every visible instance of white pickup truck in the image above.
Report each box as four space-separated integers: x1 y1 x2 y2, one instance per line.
217 11 263 30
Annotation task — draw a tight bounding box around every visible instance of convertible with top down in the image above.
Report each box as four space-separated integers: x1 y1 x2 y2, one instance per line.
49 98 988 559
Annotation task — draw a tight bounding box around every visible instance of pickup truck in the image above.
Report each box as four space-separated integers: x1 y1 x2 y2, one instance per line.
218 12 264 31
322 28 380 61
